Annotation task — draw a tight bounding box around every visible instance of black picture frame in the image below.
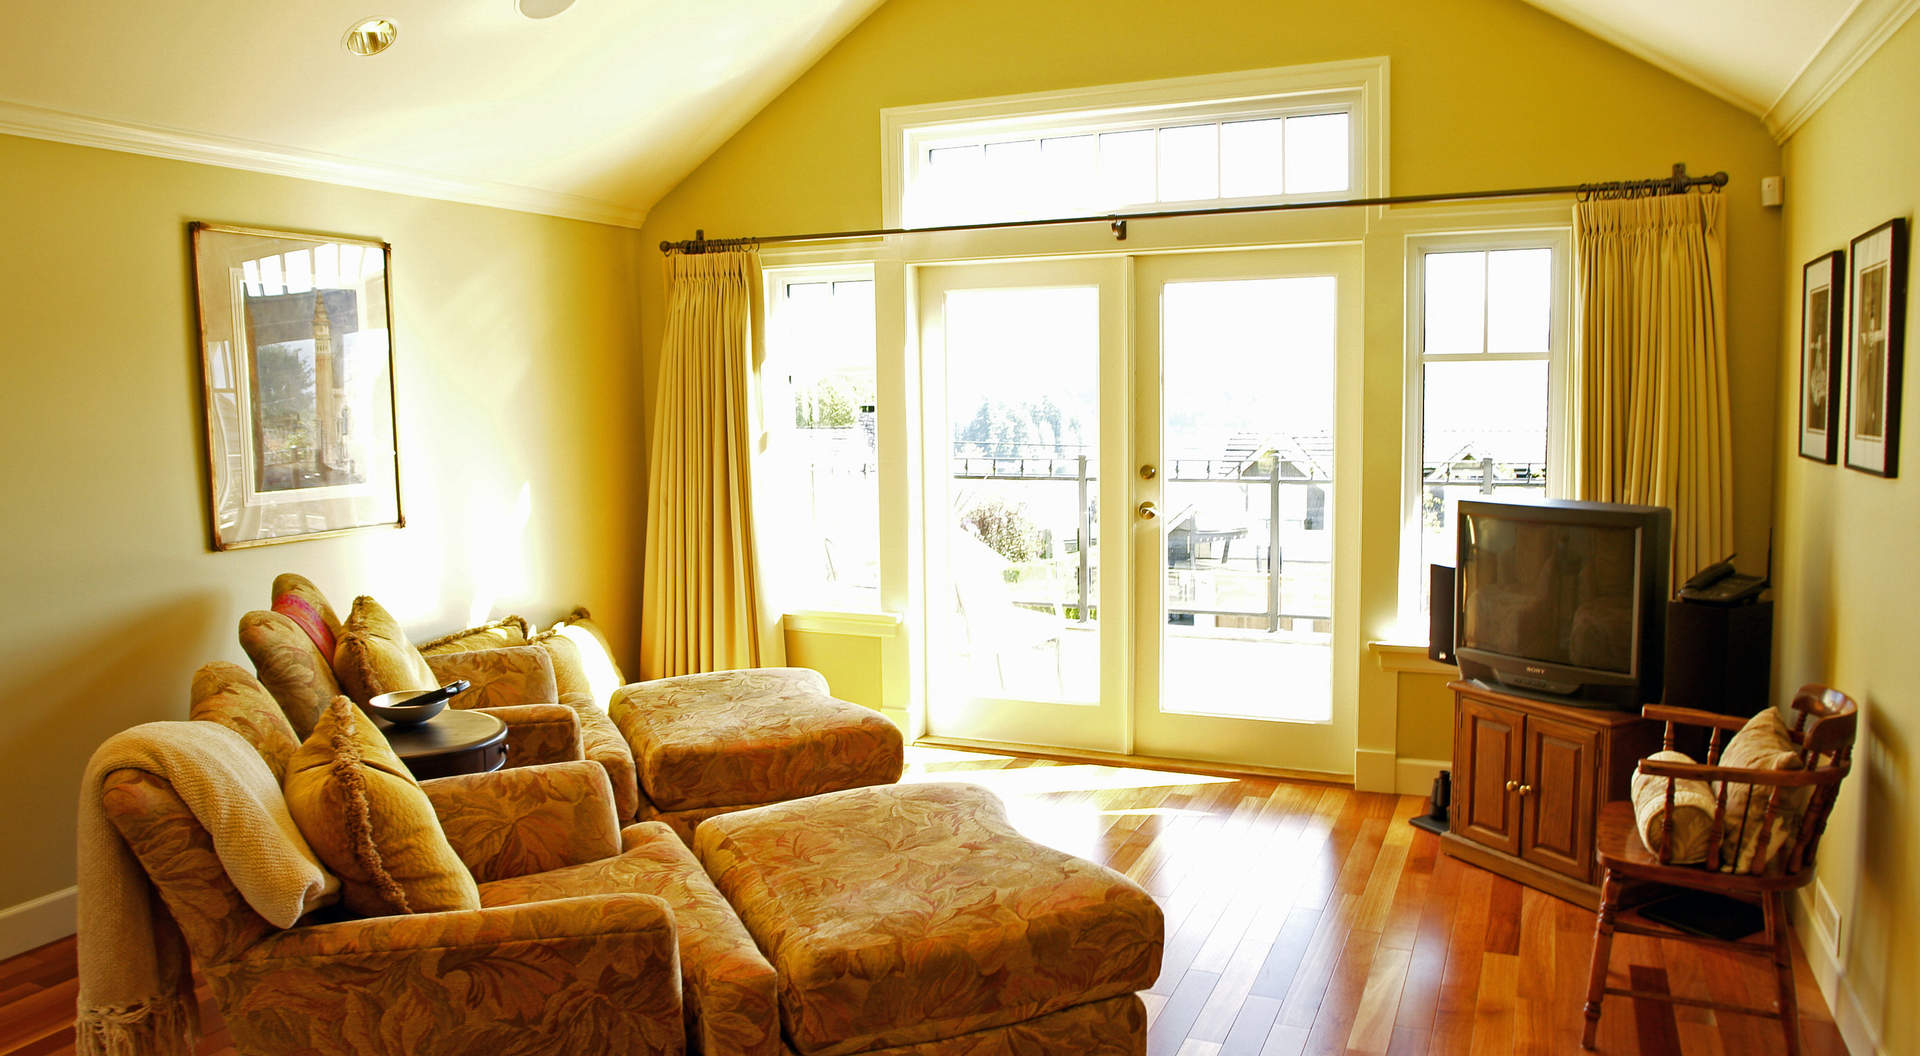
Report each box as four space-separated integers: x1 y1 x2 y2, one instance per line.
1799 251 1845 463
1845 218 1908 477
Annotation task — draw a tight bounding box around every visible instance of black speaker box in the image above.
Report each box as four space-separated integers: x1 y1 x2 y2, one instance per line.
1663 599 1772 717
1428 564 1456 664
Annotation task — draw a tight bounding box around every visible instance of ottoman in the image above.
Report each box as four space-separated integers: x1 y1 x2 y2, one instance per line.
695 782 1163 1056
612 668 905 841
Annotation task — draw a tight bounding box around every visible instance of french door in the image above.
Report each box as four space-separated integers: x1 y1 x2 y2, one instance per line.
916 247 1360 774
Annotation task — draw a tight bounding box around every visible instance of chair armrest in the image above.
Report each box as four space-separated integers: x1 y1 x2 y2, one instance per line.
572 697 641 821
1636 758 1842 787
225 895 683 1055
1642 705 1750 732
422 760 622 881
426 645 560 708
473 703 583 768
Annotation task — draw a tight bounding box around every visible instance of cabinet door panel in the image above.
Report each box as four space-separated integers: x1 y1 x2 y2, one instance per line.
1520 714 1597 880
1455 697 1522 856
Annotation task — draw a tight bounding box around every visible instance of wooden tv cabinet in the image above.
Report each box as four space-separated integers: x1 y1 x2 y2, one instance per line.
1441 680 1662 908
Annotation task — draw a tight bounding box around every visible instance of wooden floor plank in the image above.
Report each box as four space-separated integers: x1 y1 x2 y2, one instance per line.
8 746 1847 1056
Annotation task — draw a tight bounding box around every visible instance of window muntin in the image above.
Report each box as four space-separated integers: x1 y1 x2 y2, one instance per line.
762 272 880 610
1412 246 1562 612
906 105 1355 227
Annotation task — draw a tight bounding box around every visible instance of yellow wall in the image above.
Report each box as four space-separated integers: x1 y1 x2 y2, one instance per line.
1774 16 1920 1045
0 133 644 916
637 0 1784 776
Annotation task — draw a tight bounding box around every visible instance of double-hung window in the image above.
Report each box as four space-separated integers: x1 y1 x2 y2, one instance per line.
759 267 880 610
1404 233 1571 620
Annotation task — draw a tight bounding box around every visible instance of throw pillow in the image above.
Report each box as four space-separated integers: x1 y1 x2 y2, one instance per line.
189 662 302 783
1716 707 1809 873
333 595 437 703
417 616 533 656
284 697 480 916
270 573 343 646
529 628 594 704
238 609 343 738
1627 750 1717 864
545 608 627 708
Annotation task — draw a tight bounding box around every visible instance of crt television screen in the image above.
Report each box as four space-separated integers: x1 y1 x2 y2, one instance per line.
1459 513 1640 674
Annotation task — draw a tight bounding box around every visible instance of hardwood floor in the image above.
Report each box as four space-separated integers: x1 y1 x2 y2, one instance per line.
0 745 1845 1055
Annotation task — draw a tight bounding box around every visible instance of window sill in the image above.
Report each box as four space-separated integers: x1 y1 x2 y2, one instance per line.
1368 640 1459 676
784 610 903 639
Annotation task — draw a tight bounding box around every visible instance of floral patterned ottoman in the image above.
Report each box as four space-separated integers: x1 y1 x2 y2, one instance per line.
694 782 1163 1056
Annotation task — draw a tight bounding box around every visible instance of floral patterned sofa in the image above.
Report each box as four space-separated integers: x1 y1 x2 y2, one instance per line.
106 672 1161 1056
239 575 906 838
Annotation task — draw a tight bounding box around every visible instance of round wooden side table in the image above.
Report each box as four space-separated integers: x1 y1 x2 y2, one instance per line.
379 709 508 779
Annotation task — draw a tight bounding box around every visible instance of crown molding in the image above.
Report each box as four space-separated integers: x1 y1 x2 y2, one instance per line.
0 99 648 229
1767 0 1920 143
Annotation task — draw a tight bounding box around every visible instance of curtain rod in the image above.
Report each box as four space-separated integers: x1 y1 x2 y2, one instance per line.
660 162 1726 253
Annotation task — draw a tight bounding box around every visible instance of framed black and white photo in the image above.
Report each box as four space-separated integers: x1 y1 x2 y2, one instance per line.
191 222 404 549
1845 218 1908 477
1800 251 1845 463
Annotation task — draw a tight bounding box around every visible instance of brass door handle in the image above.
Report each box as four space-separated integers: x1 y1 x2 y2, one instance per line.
1138 501 1158 520
1505 779 1520 792
1517 784 1533 797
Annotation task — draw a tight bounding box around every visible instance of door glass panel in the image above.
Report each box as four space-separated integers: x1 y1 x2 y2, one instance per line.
944 287 1100 703
1160 277 1335 721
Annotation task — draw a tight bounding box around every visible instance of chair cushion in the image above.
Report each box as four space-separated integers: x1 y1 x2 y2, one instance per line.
238 610 341 739
332 595 437 703
611 668 903 813
1628 750 1716 864
480 821 780 1056
1717 708 1810 873
417 615 532 655
694 783 1163 1056
189 662 302 783
545 608 627 708
284 697 479 916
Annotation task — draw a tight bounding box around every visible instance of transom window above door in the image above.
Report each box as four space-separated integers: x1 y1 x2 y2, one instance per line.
883 60 1386 229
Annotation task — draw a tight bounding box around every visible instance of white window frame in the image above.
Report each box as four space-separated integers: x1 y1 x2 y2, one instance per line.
881 58 1388 230
1398 229 1574 632
759 261 882 613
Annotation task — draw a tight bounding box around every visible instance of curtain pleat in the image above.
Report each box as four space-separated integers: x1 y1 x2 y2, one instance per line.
1573 193 1732 584
641 248 780 679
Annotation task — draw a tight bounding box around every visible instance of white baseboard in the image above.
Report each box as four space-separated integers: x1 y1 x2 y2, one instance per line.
1394 756 1450 797
0 886 76 959
1794 883 1884 1055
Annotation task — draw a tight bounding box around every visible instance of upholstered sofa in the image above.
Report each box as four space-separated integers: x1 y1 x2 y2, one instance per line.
240 575 905 837
101 666 1161 1056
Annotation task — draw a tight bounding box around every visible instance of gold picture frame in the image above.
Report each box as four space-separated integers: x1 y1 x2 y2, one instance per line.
190 222 403 549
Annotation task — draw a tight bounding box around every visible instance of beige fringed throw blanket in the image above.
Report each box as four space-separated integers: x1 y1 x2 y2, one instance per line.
77 721 337 1056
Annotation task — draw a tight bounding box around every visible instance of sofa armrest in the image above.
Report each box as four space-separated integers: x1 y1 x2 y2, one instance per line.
571 695 641 821
473 703 583 768
423 760 622 882
223 894 683 1055
426 645 560 709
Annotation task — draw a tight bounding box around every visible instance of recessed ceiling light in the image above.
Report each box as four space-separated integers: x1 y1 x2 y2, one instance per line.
342 17 399 57
516 0 578 19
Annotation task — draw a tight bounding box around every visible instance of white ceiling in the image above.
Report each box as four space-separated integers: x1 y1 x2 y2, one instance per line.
0 0 884 226
1518 0 1868 116
0 0 1905 226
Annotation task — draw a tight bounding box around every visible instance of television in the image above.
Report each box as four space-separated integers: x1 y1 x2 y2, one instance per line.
1453 497 1670 709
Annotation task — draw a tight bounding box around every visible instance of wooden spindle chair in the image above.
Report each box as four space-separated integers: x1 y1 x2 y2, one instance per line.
1581 684 1857 1054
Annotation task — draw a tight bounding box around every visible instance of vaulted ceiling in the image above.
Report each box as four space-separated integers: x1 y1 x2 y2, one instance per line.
0 0 1904 228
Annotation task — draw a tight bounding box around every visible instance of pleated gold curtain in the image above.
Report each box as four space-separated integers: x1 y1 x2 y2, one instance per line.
640 247 782 679
1573 193 1731 583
